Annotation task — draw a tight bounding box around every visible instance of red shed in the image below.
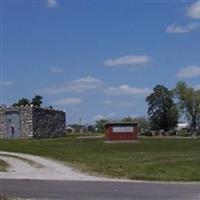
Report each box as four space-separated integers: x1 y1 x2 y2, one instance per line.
105 122 138 141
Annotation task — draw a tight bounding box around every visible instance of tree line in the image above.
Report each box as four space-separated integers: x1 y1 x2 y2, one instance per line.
146 81 200 134
12 95 43 107
95 81 200 135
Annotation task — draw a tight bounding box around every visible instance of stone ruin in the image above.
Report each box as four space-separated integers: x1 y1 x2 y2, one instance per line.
0 105 66 139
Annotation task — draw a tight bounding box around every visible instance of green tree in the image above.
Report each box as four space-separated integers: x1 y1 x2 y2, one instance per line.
13 98 30 107
121 116 134 122
175 81 200 133
135 117 150 132
146 85 178 132
121 116 150 133
95 119 108 132
31 95 43 107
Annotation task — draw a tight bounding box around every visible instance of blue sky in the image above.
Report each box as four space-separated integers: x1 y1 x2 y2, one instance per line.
0 0 200 124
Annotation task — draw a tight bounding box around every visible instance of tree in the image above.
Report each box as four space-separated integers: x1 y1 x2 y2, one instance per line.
121 116 150 133
175 81 200 133
31 95 43 107
13 98 30 107
197 111 200 131
95 119 108 132
146 85 178 132
135 117 150 132
12 95 44 107
121 116 135 122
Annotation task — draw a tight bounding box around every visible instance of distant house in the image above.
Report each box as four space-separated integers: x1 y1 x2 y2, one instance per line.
177 123 189 131
67 124 87 133
0 105 66 139
66 126 74 133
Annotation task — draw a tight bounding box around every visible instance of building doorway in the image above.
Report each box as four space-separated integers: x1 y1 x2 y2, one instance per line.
5 112 21 139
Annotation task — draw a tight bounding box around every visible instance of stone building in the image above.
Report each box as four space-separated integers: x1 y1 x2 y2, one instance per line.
0 106 66 139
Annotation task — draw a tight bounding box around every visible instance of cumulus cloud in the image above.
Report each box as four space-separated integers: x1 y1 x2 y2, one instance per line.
47 0 57 8
0 80 14 86
166 1 200 34
104 85 151 96
50 67 63 73
166 22 200 33
53 98 82 106
40 76 103 95
176 65 200 78
187 0 200 19
104 55 151 67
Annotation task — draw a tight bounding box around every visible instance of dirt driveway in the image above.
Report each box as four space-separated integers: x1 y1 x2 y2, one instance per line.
0 151 110 181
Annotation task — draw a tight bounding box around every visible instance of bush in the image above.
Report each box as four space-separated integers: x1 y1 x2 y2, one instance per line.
143 131 153 137
154 131 160 136
168 130 176 136
176 129 191 137
181 133 192 137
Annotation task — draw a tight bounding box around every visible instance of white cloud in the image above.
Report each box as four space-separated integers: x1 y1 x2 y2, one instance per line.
40 76 103 95
177 65 200 78
187 0 200 19
104 55 151 67
50 67 63 73
74 76 101 84
166 22 200 33
93 113 116 121
0 80 14 86
53 98 82 106
104 100 135 107
93 115 106 121
104 85 151 96
47 0 57 8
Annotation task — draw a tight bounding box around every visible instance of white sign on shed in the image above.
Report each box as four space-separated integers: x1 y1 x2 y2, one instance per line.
112 126 134 133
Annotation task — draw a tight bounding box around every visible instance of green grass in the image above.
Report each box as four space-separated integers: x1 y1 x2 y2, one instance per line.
0 137 200 181
0 159 9 172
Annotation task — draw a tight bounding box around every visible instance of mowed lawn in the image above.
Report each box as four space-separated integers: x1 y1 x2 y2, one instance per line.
0 137 200 181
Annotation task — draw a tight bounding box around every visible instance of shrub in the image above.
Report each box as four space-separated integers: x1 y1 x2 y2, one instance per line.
168 130 176 136
144 131 153 137
181 133 192 137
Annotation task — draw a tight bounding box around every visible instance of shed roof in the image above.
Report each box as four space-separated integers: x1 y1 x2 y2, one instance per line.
105 122 138 127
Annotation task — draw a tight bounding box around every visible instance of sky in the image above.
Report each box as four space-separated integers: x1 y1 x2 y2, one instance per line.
0 0 200 124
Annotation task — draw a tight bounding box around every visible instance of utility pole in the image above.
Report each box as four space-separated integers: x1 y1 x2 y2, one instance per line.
79 117 82 125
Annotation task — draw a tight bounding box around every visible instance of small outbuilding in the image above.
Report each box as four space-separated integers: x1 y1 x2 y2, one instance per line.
0 106 66 139
105 122 138 141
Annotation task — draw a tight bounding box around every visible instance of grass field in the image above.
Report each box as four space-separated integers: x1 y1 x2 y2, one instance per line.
0 159 9 172
0 136 200 181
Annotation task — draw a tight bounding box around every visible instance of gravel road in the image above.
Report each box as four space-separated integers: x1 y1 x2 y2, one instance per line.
0 151 110 181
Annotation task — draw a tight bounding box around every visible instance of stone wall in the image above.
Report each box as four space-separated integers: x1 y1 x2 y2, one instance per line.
32 107 66 138
20 106 33 138
0 109 6 138
0 106 66 139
